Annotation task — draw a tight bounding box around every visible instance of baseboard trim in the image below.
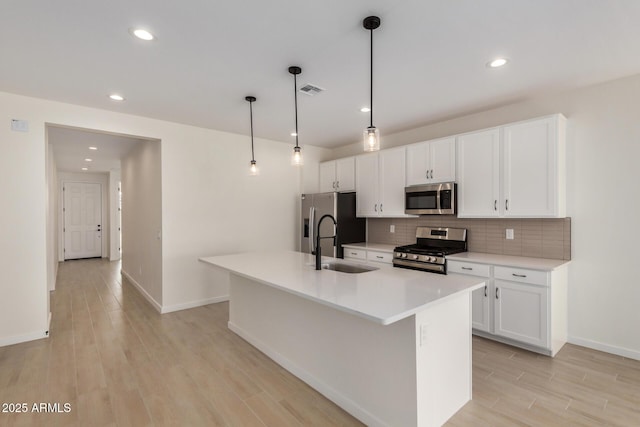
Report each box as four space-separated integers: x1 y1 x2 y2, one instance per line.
228 321 387 427
568 336 640 361
121 269 163 313
161 296 229 314
0 329 49 347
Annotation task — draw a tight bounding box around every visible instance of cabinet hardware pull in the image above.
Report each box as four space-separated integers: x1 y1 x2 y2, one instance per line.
374 204 378 212
494 200 497 211
426 171 429 179
495 287 500 299
336 181 339 188
332 181 336 189
512 273 527 278
506 199 509 211
430 169 434 179
484 285 488 297
376 256 383 259
461 267 473 270
351 252 357 255
380 204 383 212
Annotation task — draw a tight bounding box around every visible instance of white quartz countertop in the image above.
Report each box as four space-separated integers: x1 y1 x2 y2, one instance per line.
200 250 484 326
448 252 570 271
341 242 396 253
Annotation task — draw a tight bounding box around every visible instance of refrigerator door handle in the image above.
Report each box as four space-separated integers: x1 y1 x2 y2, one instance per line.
309 207 315 254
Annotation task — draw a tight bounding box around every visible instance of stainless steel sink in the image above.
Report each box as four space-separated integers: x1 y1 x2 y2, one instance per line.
318 262 379 274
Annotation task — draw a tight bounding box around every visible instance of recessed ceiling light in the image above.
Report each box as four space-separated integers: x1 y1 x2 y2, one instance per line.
84 158 93 162
360 107 371 113
130 28 155 41
487 58 508 68
290 132 297 137
89 146 98 150
81 167 88 171
109 94 125 101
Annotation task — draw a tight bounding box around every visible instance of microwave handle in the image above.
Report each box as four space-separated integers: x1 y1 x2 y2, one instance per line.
309 207 315 254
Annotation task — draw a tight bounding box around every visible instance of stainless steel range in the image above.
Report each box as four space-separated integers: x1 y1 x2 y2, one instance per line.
393 227 467 274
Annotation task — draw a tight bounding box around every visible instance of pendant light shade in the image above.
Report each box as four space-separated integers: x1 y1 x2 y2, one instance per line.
245 96 259 176
363 16 381 152
289 66 304 165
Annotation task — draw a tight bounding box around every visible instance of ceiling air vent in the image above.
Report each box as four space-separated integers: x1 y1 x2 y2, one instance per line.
299 84 325 96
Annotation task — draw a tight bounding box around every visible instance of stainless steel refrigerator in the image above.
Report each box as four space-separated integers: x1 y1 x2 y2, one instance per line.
301 192 366 259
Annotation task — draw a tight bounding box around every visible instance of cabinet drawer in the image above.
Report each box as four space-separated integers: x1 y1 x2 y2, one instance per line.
448 261 491 277
343 248 366 260
367 250 393 264
494 266 548 286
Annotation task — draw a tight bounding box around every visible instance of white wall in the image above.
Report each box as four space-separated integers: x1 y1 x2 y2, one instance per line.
0 90 330 345
121 140 163 309
109 169 121 261
46 142 58 293
57 171 110 261
0 94 48 346
160 129 329 312
332 74 640 359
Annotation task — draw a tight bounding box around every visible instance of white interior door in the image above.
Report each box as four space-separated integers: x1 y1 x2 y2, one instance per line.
64 182 102 260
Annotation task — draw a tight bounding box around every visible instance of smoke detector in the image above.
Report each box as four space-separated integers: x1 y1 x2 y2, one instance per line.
299 84 325 96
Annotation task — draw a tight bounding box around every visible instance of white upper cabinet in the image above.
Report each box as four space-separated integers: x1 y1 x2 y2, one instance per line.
319 157 355 193
355 153 379 217
502 116 565 217
406 137 456 186
356 147 407 217
457 114 566 218
457 128 501 217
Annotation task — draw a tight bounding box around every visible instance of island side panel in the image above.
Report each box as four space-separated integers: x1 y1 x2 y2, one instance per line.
414 292 473 426
228 273 418 427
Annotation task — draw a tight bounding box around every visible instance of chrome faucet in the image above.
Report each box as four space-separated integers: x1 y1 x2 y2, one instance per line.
315 214 337 270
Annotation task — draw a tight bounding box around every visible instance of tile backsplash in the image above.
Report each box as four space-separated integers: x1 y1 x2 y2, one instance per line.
368 217 571 260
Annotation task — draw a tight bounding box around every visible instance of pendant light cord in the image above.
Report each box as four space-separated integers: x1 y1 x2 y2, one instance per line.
249 100 255 161
294 73 299 148
369 27 374 128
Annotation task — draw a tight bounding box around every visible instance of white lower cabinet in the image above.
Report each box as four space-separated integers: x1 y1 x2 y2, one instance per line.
493 279 548 349
449 260 567 356
448 261 491 332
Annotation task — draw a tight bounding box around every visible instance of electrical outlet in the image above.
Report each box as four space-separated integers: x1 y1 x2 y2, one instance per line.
390 224 395 233
506 229 514 240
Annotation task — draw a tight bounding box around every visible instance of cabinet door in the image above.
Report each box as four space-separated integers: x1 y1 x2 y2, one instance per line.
405 141 429 186
493 280 548 348
457 129 501 217
355 153 379 217
378 147 407 217
319 161 336 193
503 116 559 217
335 157 355 192
430 137 456 183
471 284 491 332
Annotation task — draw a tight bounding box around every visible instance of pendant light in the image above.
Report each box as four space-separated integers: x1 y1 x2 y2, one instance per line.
245 96 259 176
363 16 381 152
289 66 304 165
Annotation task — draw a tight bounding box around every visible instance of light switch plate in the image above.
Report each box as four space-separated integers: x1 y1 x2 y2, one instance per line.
506 229 514 240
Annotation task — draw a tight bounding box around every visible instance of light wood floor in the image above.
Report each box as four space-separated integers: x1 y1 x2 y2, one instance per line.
0 259 638 426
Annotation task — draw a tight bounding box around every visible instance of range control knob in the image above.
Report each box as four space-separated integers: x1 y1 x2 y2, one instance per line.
402 253 408 258
429 256 437 262
412 254 419 260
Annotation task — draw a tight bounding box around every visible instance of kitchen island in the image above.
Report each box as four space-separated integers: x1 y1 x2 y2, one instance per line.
200 251 484 427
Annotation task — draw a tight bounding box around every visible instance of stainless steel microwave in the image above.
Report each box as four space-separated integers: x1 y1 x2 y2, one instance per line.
405 182 456 215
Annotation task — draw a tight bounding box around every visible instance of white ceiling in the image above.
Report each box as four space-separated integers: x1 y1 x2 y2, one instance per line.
4 0 640 153
48 126 144 173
